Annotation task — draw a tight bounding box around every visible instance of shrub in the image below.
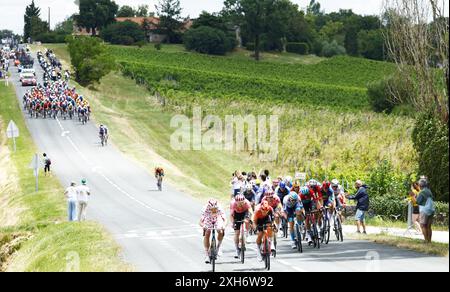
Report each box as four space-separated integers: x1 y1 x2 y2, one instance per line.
368 71 415 113
245 42 255 51
367 78 395 113
369 194 408 221
101 20 145 45
135 40 146 48
367 159 408 198
321 40 346 57
286 42 309 55
412 111 449 202
66 36 115 86
183 26 235 55
155 43 162 51
35 32 67 43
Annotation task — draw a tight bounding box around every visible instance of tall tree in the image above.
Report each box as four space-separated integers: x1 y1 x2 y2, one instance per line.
117 5 135 17
384 0 449 202
75 0 119 36
155 0 183 43
307 0 322 16
224 0 275 61
55 15 75 35
23 0 41 40
136 5 149 17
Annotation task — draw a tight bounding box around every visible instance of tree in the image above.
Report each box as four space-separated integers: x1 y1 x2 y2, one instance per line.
136 5 149 17
75 0 119 36
307 0 322 16
319 21 344 42
24 0 48 41
224 0 276 61
117 5 135 17
358 29 384 60
0 30 14 39
155 0 183 43
66 36 114 85
384 0 448 122
193 11 228 31
101 21 146 45
184 26 235 55
384 0 449 203
321 39 346 57
55 15 75 35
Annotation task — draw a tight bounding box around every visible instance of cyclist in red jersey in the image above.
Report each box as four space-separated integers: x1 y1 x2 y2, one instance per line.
252 201 274 262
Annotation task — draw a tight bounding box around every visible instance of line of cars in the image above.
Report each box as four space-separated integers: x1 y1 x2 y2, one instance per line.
10 46 37 86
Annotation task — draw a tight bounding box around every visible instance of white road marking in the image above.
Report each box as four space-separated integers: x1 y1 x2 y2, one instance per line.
61 131 70 137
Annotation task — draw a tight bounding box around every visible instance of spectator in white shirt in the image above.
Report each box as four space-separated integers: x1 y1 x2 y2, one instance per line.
64 181 78 221
76 179 91 222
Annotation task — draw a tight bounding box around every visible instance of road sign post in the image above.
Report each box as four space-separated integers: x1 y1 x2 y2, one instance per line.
29 153 40 192
295 172 306 186
6 120 19 152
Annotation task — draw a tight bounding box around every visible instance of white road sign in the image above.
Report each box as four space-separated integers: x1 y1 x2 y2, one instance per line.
6 120 19 138
295 172 306 180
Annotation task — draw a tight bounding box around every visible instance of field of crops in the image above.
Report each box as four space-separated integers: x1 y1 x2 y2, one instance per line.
109 46 395 111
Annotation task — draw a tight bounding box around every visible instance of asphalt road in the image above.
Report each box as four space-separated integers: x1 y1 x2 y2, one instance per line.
8 51 449 272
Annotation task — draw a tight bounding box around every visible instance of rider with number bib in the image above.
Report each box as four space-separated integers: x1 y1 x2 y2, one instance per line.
300 182 321 244
230 194 253 259
261 189 282 253
283 192 304 249
200 199 226 264
252 201 274 262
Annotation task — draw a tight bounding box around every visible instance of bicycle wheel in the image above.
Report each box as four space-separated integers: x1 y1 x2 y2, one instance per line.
211 234 216 272
282 218 288 238
240 225 245 264
295 223 303 253
337 215 344 242
334 214 340 241
325 212 331 244
313 222 320 249
264 237 270 270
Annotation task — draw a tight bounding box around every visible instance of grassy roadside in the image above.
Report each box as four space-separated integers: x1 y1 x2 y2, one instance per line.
347 233 449 257
0 81 130 271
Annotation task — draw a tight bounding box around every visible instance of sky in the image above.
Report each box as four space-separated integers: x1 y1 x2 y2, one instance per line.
0 0 445 35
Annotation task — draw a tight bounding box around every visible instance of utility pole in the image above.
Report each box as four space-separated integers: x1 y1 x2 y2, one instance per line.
48 7 51 30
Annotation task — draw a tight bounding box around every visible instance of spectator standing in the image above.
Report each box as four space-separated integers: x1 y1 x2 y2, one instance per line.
346 180 370 234
416 178 436 243
43 153 51 176
408 181 422 233
64 181 78 221
76 179 91 221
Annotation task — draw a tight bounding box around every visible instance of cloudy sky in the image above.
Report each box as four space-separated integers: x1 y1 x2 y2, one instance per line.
0 0 441 34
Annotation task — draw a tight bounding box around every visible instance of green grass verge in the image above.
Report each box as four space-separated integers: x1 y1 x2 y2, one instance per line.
0 82 130 271
347 232 449 257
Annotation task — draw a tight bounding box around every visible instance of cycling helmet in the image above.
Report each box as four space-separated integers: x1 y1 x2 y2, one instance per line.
331 179 339 187
235 194 245 202
323 180 331 189
285 176 293 184
300 186 309 195
279 181 286 189
289 192 299 202
265 189 274 198
255 179 261 185
308 179 318 186
81 178 87 185
207 199 218 209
